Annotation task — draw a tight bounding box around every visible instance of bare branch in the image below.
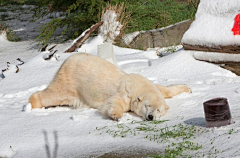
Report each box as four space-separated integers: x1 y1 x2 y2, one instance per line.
65 21 104 53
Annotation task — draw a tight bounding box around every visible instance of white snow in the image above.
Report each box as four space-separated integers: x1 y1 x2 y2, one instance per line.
181 0 240 47
99 10 123 43
1 2 240 156
193 51 240 62
122 31 140 45
1 31 240 157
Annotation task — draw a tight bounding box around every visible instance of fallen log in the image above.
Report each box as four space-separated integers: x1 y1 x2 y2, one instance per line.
182 43 240 54
65 21 104 53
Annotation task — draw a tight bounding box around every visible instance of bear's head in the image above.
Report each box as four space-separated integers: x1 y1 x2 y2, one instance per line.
126 74 169 120
131 93 169 120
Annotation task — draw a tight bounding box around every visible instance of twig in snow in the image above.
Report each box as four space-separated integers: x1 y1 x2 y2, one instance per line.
6 62 19 73
1 61 21 79
16 65 19 73
44 50 58 60
48 44 57 52
17 58 24 65
41 44 49 52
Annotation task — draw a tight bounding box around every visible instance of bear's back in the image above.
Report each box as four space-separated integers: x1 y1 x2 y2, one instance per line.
56 53 127 107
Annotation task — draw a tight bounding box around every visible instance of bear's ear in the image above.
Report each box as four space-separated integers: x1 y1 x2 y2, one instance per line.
165 104 170 110
137 96 144 102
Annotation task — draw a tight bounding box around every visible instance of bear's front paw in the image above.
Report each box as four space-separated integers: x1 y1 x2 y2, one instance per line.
107 106 123 121
183 85 192 93
177 84 192 94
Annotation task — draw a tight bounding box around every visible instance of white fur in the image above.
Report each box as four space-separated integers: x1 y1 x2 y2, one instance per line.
29 53 191 120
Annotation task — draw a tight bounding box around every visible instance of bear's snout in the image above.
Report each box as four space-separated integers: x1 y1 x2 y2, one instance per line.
148 114 153 121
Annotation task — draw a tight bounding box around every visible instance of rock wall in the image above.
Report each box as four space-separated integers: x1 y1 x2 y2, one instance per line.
119 20 192 49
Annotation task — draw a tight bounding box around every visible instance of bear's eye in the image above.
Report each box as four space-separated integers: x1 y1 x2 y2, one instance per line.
157 109 160 112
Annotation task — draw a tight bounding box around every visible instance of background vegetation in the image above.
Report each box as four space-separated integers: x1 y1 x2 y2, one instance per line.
0 0 200 45
0 22 21 41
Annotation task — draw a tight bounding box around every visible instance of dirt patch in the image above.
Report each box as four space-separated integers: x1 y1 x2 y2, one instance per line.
98 148 162 158
204 61 240 76
217 62 240 76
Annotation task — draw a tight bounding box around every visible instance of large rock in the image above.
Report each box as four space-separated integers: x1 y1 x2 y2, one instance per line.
119 20 192 49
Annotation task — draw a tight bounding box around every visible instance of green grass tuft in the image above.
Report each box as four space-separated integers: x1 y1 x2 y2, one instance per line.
96 120 203 157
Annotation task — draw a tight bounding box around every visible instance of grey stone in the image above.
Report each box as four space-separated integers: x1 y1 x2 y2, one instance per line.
120 20 192 50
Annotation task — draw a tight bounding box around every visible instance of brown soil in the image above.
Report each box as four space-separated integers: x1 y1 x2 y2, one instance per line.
203 61 240 76
213 62 240 76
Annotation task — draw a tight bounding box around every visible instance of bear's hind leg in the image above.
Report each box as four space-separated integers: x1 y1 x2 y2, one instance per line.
29 92 43 109
29 90 83 109
155 84 191 99
59 97 88 109
29 90 62 109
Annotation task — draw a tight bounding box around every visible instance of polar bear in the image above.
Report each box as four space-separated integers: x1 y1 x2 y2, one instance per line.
29 53 191 120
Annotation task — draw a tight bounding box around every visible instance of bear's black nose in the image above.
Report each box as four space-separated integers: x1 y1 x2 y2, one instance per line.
148 114 153 120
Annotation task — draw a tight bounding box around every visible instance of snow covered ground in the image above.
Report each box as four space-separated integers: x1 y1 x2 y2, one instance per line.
1 31 240 157
1 1 240 156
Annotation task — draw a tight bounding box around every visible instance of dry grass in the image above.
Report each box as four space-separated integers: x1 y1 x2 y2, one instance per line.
0 23 8 39
0 22 20 41
188 0 199 9
0 22 7 33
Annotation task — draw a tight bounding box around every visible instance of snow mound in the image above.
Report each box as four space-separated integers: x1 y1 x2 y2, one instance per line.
23 103 32 112
0 147 16 158
182 0 240 47
193 51 240 62
0 31 8 42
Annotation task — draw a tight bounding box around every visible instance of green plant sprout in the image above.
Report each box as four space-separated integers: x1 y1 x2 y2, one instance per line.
95 120 204 157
